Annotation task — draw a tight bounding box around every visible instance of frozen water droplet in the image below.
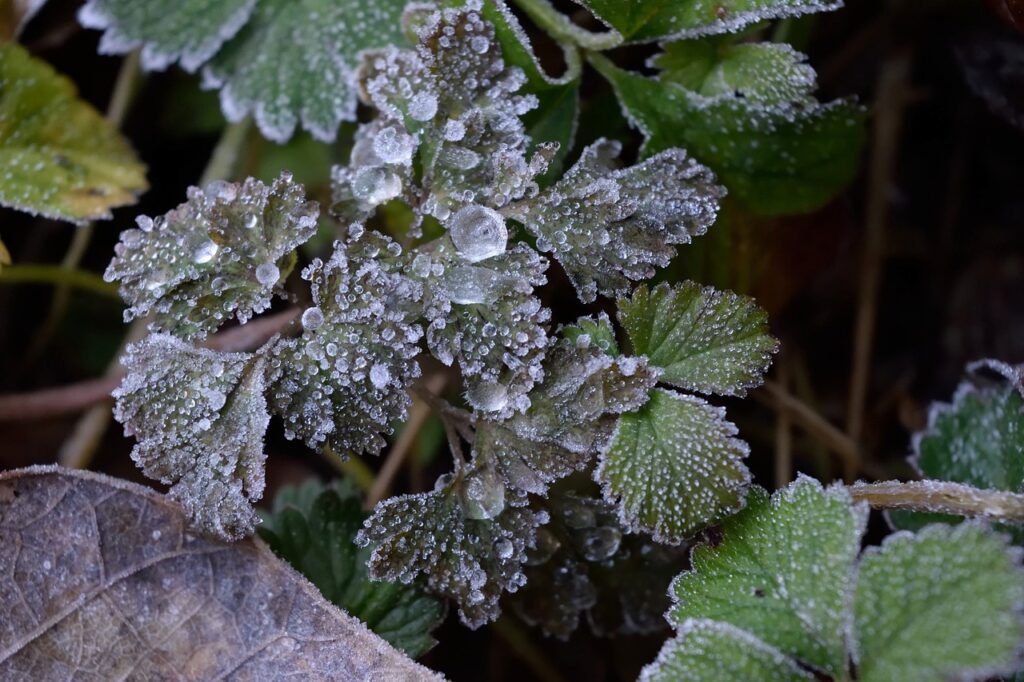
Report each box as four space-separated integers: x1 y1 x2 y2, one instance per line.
448 204 507 262
351 166 403 205
527 528 561 566
461 467 505 520
255 262 280 286
443 265 504 305
302 306 325 331
563 503 595 530
373 126 415 165
144 267 171 291
192 240 218 264
244 213 259 229
466 380 509 413
469 567 487 589
470 36 490 54
441 145 480 169
408 90 438 122
495 538 514 560
369 363 391 389
580 526 622 562
411 253 432 278
42 560 52 571
151 530 162 540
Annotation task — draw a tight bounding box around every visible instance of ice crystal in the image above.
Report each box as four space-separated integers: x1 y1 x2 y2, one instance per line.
269 231 423 455
506 140 724 302
105 172 318 339
357 466 547 628
112 334 270 539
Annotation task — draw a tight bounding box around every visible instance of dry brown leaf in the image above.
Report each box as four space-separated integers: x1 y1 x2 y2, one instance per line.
0 465 444 681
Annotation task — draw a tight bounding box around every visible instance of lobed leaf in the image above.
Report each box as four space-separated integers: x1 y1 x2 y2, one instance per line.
259 481 445 657
0 466 440 680
619 281 778 396
112 334 270 539
506 140 724 302
572 0 842 43
597 388 751 544
105 172 318 340
0 42 147 223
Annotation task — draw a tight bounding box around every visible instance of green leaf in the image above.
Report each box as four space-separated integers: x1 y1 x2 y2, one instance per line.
0 42 147 223
641 620 814 682
669 479 864 676
105 172 318 340
112 334 270 539
80 0 407 142
259 481 445 657
590 52 864 215
853 523 1024 682
572 0 841 42
597 388 751 543
619 282 778 396
561 312 619 356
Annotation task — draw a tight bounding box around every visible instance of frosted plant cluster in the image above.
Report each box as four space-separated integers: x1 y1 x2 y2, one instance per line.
106 2 776 628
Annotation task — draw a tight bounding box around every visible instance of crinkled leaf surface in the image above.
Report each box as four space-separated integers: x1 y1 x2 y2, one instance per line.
259 481 444 658
358 469 546 628
853 523 1024 682
591 52 864 215
112 334 270 539
619 282 777 396
0 466 441 680
597 388 751 543
104 172 318 340
506 140 724 302
572 0 841 42
669 478 864 677
643 476 1024 681
79 0 256 71
0 42 147 223
641 620 814 682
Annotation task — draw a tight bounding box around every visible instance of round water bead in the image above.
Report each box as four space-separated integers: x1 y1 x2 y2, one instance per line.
466 380 509 413
448 204 507 263
460 466 506 520
351 167 402 206
373 126 415 165
301 306 325 331
255 262 280 287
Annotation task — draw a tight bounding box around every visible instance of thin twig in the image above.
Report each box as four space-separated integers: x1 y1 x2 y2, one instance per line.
850 480 1024 524
367 372 449 508
846 52 913 443
0 308 299 422
491 617 568 682
320 447 376 495
773 357 793 489
0 264 120 298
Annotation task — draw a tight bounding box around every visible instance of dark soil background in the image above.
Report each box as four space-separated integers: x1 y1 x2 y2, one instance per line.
2 1 1023 679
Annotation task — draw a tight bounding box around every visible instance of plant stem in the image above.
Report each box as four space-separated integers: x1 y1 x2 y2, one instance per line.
849 480 1024 524
510 0 620 51
491 617 568 682
0 264 120 298
200 119 253 186
321 447 376 495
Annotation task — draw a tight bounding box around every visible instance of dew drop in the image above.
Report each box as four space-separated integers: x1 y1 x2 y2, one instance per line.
495 538 514 560
461 467 505 520
373 126 415 165
448 204 507 262
466 380 509 413
369 363 391 389
192 240 219 264
351 166 403 205
470 36 490 54
302 306 325 331
408 90 438 121
255 262 280 286
580 526 622 562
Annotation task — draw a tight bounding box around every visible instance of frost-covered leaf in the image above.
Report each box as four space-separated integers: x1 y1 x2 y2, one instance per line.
79 0 255 72
640 620 814 682
597 388 751 543
269 230 423 456
505 140 724 302
112 334 270 539
357 466 547 628
619 282 778 396
853 523 1024 682
669 478 865 676
591 52 864 215
105 172 318 340
80 0 407 142
474 324 658 496
0 42 147 223
561 312 619 356
260 480 445 657
573 0 841 42
416 240 551 418
0 466 441 680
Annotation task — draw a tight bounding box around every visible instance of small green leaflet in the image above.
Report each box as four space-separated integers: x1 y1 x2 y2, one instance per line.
590 51 864 215
571 0 841 43
79 0 407 142
642 476 1024 681
619 282 778 396
259 480 445 658
597 388 751 544
0 42 147 223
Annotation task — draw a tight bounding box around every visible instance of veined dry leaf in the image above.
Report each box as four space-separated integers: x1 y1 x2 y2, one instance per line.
0 466 442 681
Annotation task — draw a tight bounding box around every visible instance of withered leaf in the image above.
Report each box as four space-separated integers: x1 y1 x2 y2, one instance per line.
0 466 442 681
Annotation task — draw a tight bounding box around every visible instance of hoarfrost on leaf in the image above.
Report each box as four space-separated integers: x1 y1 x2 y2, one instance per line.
597 388 751 544
505 140 724 302
357 468 547 628
112 334 270 539
105 172 318 340
619 282 778 396
269 231 423 455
